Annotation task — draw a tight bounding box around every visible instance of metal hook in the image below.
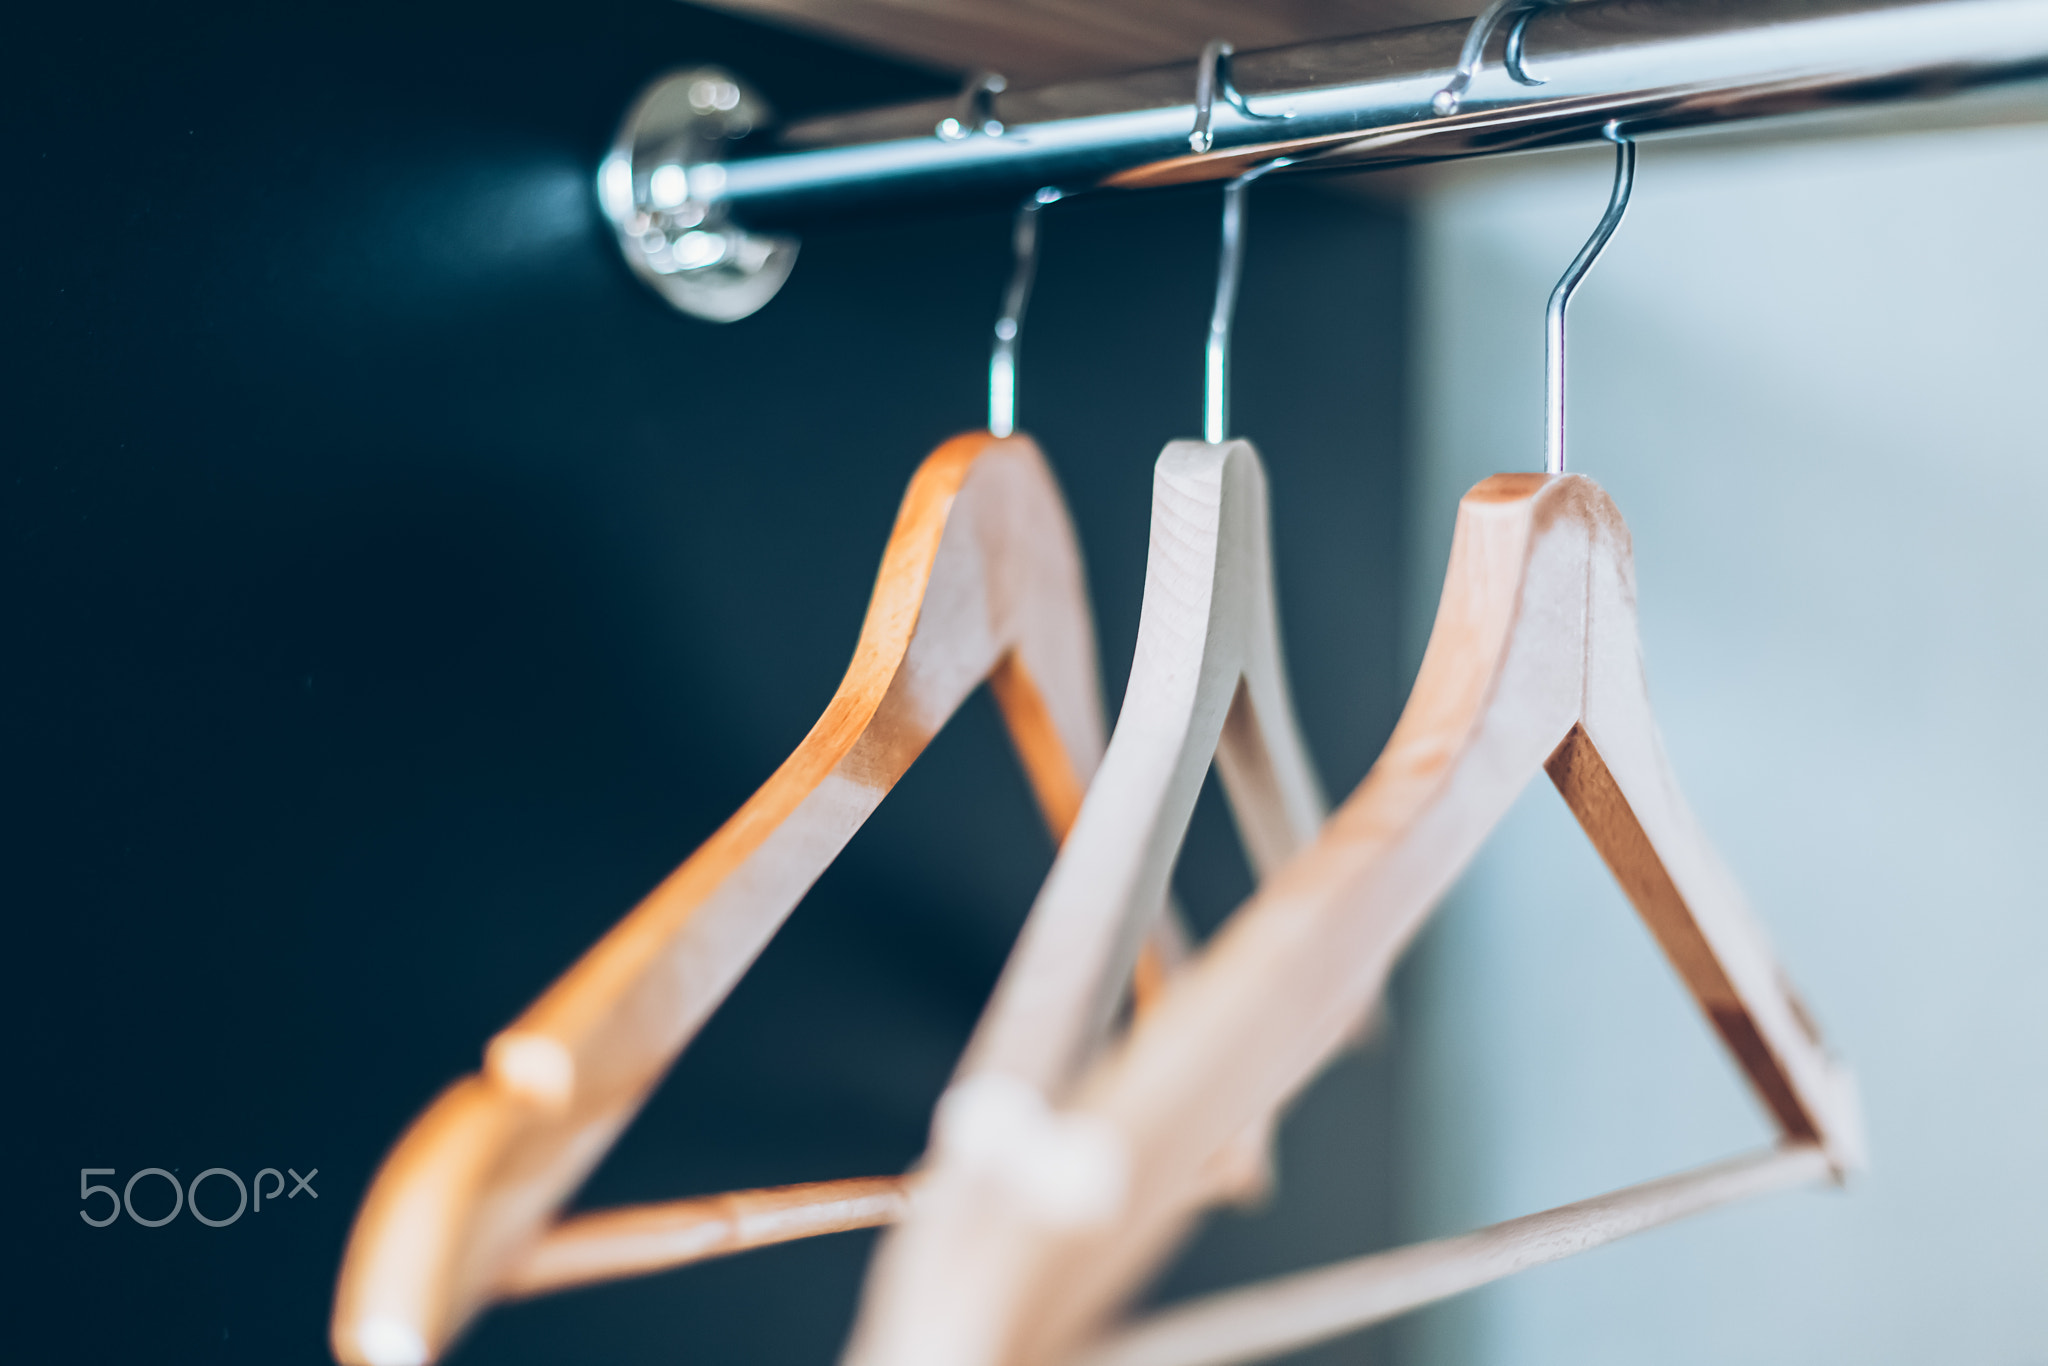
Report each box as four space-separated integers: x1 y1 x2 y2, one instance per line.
939 70 1008 141
1205 159 1291 444
1504 6 1547 86
1544 120 1634 474
1189 40 1293 155
990 186 1063 438
1431 0 1561 116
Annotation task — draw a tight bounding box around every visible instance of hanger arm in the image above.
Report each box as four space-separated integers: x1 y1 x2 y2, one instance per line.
1555 495 1864 1160
485 434 1108 1114
955 439 1326 1098
331 433 1115 1366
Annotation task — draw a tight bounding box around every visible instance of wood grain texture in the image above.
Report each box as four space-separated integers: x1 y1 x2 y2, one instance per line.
689 0 1471 85
843 438 1330 1366
330 432 1118 1366
841 473 1863 1366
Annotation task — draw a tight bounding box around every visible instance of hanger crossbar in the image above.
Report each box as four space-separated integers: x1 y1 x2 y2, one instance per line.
501 1176 912 1299
1076 1143 1831 1366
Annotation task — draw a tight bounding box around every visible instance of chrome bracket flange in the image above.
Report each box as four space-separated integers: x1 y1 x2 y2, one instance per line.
598 68 797 322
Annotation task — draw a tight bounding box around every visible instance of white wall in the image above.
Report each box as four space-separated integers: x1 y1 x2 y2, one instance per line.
1398 118 2048 1364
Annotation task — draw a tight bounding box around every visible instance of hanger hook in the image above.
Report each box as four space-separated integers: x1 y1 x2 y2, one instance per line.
1205 158 1291 444
1432 0 1561 116
990 186 1063 438
939 70 1008 141
1544 120 1634 475
1189 39 1293 155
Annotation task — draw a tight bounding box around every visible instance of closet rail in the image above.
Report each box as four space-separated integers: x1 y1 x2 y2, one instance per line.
748 0 2047 216
610 0 2048 317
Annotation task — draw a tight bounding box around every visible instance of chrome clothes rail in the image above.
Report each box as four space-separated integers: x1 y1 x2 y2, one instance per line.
608 0 2048 318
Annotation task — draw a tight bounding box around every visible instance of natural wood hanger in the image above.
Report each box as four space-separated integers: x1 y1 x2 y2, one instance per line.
962 438 1327 1093
845 472 1866 1366
843 436 1331 1366
329 431 1179 1366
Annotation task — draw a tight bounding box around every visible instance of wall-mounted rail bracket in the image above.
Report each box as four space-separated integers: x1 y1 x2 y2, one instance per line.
597 67 797 322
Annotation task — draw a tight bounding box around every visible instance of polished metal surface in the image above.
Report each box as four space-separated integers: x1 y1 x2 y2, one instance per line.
1432 0 1559 115
597 67 798 321
989 187 1061 437
940 70 1011 142
711 0 2048 228
1190 39 1295 155
1204 160 1291 445
1544 122 1635 474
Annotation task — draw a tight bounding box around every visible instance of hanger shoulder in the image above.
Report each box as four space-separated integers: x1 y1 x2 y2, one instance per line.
959 438 1325 1097
1550 495 1865 1166
330 432 1107 1366
1204 439 1328 880
491 431 1090 1105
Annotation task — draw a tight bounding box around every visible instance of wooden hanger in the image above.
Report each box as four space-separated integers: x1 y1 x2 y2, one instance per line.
842 435 1332 1366
849 471 1866 1366
329 430 1179 1366
845 160 1336 1366
964 437 1326 1092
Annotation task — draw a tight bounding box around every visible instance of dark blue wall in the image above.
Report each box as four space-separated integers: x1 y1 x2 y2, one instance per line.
4 2 1410 1362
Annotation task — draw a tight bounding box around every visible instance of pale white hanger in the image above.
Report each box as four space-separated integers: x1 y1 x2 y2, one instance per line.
843 152 1331 1366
